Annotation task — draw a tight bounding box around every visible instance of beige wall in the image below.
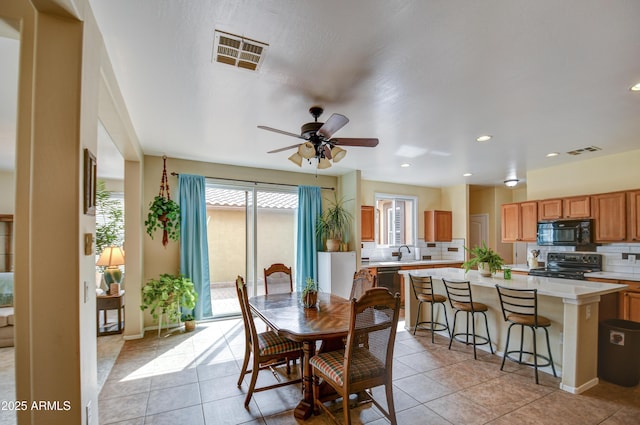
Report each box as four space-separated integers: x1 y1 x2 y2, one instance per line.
0 171 15 213
526 148 640 200
441 184 468 241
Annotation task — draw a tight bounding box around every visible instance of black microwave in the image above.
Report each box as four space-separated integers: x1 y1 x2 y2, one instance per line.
537 219 593 246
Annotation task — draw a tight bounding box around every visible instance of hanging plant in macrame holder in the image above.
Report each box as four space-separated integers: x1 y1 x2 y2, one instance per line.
145 156 180 246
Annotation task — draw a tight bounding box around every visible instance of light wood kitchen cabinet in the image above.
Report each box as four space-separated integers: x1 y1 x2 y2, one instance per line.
538 199 563 220
562 196 591 218
620 280 640 323
591 191 626 242
361 205 375 242
628 190 640 242
424 210 452 242
501 201 537 242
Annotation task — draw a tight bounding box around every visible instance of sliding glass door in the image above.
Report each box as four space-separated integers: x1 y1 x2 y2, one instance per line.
204 182 297 319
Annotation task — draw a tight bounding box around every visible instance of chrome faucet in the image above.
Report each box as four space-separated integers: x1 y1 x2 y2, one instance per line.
398 245 411 261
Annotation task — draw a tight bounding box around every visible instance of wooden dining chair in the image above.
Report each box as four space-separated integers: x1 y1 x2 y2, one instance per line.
349 268 377 300
235 276 303 408
263 263 293 295
310 288 400 425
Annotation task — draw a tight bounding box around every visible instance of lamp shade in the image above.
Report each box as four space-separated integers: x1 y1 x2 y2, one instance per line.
97 246 125 267
288 152 303 167
298 141 316 159
330 146 347 163
317 157 332 169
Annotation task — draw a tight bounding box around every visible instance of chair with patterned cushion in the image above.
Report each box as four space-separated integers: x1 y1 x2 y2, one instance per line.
310 288 400 425
409 274 450 342
264 263 293 295
495 285 557 384
349 268 377 300
442 278 493 359
235 276 303 408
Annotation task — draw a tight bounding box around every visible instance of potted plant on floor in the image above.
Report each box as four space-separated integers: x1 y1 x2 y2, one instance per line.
181 313 196 332
315 195 352 252
461 241 504 277
140 273 198 334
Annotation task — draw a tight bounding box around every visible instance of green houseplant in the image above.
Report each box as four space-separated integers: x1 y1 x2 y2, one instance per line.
181 313 196 332
140 274 198 330
315 195 353 252
301 277 318 308
461 241 504 277
95 180 124 253
145 195 180 246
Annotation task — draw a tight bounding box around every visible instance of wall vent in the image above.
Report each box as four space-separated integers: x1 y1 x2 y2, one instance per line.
566 146 602 156
213 30 268 71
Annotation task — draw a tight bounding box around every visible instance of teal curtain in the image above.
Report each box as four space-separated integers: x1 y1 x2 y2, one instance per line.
296 186 322 290
179 174 212 319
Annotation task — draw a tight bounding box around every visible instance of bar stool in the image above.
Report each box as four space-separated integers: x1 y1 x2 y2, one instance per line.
409 274 450 342
495 285 557 384
442 278 493 359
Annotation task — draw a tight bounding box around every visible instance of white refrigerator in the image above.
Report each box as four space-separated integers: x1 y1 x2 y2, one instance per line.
317 251 357 299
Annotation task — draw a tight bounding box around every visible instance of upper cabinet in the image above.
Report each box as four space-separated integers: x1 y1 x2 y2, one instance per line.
424 210 452 242
501 201 537 242
361 205 375 242
563 196 591 218
628 190 640 242
538 199 563 220
592 192 626 242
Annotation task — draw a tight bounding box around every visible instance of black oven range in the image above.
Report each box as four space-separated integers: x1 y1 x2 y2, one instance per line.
528 252 602 280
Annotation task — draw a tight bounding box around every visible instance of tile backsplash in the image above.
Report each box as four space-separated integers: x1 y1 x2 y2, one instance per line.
361 238 465 262
523 242 640 274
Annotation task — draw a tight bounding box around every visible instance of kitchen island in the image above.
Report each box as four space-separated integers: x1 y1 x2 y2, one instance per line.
398 267 628 394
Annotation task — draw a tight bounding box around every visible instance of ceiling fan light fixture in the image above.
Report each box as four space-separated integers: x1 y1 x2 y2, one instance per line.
317 157 332 169
504 179 519 188
288 152 303 167
331 146 347 162
298 142 316 159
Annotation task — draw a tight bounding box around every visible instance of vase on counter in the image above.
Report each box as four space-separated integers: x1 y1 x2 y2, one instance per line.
477 262 492 277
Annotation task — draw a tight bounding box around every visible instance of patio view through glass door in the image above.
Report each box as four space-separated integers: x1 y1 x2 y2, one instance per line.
204 183 297 318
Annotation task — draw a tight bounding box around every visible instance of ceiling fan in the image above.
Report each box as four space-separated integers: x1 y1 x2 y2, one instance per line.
258 106 379 169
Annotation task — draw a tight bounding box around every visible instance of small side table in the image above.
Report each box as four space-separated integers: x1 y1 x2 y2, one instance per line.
97 290 125 336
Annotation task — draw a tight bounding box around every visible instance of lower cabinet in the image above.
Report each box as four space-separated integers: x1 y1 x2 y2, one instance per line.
620 280 640 323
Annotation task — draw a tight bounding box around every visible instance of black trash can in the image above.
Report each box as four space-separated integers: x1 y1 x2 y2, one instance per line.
598 319 640 387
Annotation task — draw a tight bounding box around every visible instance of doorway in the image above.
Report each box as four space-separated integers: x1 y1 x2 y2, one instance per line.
205 183 297 318
469 214 489 249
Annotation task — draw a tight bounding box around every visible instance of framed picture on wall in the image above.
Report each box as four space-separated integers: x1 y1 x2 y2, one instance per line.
84 148 97 215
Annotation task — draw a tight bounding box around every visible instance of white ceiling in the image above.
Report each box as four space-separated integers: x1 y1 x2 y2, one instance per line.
3 1 640 187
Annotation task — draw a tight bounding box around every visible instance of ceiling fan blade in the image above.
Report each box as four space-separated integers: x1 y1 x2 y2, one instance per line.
331 137 379 147
317 113 349 139
257 125 304 139
323 144 332 160
267 143 301 154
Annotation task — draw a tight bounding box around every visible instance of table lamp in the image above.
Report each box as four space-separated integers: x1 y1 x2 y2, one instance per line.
97 246 125 295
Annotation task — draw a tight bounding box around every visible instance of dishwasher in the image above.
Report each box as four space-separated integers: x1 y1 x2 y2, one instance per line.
376 266 401 296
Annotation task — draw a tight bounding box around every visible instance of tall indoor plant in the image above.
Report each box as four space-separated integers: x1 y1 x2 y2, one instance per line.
140 273 198 334
315 195 353 252
461 241 504 277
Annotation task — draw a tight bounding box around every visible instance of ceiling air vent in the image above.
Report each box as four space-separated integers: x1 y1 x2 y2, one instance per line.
213 30 268 71
566 146 602 156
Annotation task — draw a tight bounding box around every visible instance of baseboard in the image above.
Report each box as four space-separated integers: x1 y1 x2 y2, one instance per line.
560 377 599 394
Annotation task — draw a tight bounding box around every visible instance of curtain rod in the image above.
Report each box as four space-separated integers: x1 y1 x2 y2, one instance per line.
170 172 335 191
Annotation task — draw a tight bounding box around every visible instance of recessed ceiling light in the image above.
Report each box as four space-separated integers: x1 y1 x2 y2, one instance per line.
476 135 492 142
400 163 411 168
546 152 559 157
631 83 640 91
463 173 472 177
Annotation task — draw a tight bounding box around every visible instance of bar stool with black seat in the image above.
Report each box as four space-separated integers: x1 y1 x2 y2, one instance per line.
495 285 557 384
442 278 493 359
409 274 450 342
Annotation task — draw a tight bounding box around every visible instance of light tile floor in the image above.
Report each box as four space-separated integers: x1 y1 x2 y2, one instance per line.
97 319 640 425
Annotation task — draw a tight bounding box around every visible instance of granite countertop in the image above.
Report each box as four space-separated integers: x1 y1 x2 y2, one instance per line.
363 259 463 268
584 271 640 282
398 267 629 300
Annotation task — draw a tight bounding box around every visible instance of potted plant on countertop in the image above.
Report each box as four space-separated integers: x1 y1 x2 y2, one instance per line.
140 273 198 335
315 195 353 252
301 277 318 308
461 241 504 277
